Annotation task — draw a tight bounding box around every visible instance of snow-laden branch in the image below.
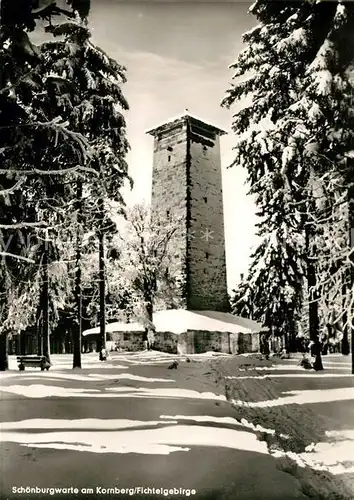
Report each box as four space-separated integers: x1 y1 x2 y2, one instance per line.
0 221 47 229
0 178 26 197
0 252 35 263
0 117 90 162
0 165 99 177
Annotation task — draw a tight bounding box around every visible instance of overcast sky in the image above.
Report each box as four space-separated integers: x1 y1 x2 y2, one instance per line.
88 1 257 290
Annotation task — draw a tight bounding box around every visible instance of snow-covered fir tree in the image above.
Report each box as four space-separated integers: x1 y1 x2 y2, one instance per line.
223 0 354 354
38 6 130 365
0 0 129 369
0 0 91 370
310 169 350 353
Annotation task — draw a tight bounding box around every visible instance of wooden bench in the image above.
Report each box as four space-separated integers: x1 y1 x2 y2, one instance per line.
17 355 51 371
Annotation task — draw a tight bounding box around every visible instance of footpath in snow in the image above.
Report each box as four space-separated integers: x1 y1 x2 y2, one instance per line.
211 353 354 499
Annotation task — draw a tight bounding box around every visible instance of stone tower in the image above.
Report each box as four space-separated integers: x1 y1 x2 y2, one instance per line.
147 113 229 312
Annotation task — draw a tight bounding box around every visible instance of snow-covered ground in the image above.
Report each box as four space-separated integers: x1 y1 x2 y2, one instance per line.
1 351 354 498
7 350 230 371
231 387 354 407
219 353 354 497
0 382 227 401
0 417 268 456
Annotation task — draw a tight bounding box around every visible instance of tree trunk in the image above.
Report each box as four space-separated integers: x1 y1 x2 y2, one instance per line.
349 183 354 374
283 331 288 353
42 241 51 363
143 284 155 350
98 199 106 360
73 179 82 369
287 314 294 352
0 332 9 371
144 275 155 325
305 224 323 370
342 271 349 355
20 331 25 355
73 265 82 368
146 300 153 324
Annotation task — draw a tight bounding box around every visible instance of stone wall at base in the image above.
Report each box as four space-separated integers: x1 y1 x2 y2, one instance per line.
110 331 145 351
251 332 260 352
153 331 179 354
108 330 260 355
153 330 260 355
186 330 230 354
177 332 194 355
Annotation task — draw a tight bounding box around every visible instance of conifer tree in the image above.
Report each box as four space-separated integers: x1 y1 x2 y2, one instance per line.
39 5 130 364
0 0 92 370
223 1 354 362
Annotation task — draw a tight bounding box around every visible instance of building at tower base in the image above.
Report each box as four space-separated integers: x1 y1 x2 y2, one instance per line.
82 310 261 354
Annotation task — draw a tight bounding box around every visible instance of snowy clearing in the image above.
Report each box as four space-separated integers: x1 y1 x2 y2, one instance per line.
0 384 226 401
226 373 352 379
231 387 354 407
0 421 268 456
159 414 290 438
272 430 354 475
237 364 349 372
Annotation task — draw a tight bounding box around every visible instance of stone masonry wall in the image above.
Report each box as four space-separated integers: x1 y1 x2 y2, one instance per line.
151 123 188 307
177 331 259 355
177 330 231 354
251 332 260 352
187 132 229 312
96 329 259 355
149 116 229 312
153 331 179 354
110 331 145 351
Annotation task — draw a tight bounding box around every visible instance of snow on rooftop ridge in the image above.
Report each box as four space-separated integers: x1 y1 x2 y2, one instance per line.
83 321 144 336
154 309 254 334
145 111 226 136
83 309 262 336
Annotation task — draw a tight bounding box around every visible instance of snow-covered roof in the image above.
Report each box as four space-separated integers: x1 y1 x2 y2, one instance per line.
145 112 226 137
82 309 262 336
83 321 144 336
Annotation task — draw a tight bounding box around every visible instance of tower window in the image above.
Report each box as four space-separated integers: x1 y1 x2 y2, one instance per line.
167 146 173 152
166 210 170 219
203 197 208 203
205 252 209 259
168 155 171 162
